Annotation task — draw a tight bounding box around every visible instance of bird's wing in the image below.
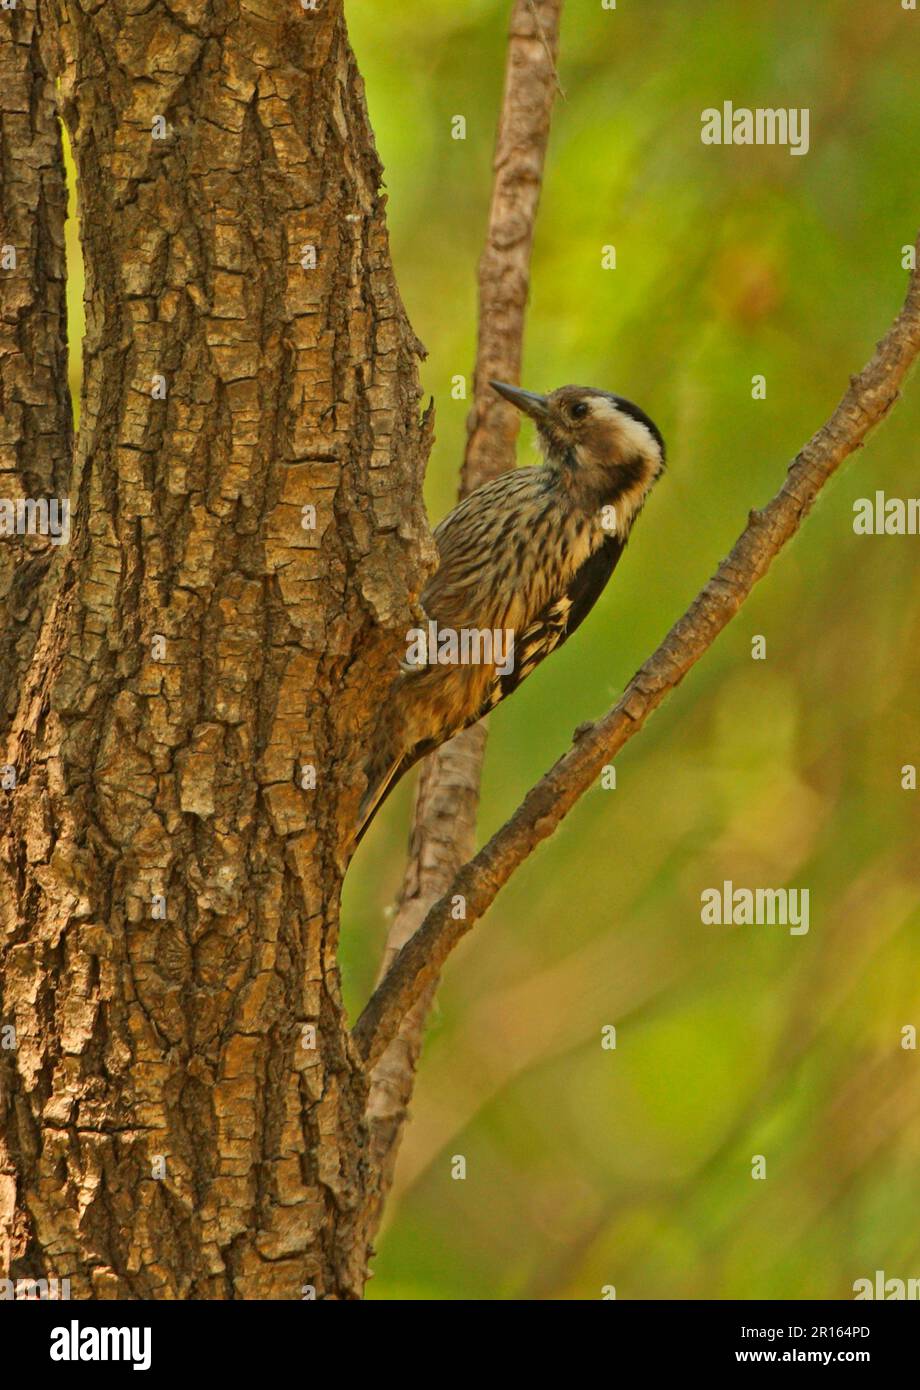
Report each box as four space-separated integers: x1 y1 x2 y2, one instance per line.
357 490 624 843
481 531 625 714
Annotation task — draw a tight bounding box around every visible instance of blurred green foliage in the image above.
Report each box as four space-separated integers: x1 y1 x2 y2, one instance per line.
340 0 920 1300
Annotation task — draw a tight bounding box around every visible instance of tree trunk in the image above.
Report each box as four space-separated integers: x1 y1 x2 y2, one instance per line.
0 0 72 734
1 0 431 1299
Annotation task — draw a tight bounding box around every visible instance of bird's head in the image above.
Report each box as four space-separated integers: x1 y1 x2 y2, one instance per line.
490 380 665 520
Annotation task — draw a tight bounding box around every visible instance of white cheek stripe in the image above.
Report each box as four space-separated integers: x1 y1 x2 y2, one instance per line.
589 396 659 460
583 397 660 538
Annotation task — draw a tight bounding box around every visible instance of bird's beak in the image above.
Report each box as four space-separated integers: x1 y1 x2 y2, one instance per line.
489 380 550 422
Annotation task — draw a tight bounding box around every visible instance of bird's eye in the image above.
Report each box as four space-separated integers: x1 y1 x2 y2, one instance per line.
569 401 589 420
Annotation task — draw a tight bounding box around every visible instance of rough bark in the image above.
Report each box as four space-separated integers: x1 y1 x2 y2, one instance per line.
0 0 73 736
0 0 432 1299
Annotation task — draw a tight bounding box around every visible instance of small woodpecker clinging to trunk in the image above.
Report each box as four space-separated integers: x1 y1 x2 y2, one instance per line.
355 380 666 844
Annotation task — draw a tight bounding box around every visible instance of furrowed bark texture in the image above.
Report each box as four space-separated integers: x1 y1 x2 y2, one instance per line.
360 0 563 1259
354 241 920 1069
0 0 432 1299
0 0 73 738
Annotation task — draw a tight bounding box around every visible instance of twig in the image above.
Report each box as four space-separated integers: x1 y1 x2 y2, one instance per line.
527 0 566 98
361 0 565 1233
354 238 920 1068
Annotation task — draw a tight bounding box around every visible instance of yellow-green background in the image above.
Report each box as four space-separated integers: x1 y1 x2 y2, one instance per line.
70 0 920 1300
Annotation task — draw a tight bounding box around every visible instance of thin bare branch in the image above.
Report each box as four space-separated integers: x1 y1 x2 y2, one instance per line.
462 0 564 489
362 0 564 1235
355 239 920 1068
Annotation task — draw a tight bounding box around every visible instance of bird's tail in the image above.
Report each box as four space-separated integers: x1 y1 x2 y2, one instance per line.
353 712 442 849
353 740 407 849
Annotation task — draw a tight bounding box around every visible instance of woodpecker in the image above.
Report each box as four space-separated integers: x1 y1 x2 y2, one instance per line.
355 380 665 843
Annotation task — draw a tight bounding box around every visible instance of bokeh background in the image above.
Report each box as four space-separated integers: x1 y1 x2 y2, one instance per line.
67 0 920 1300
